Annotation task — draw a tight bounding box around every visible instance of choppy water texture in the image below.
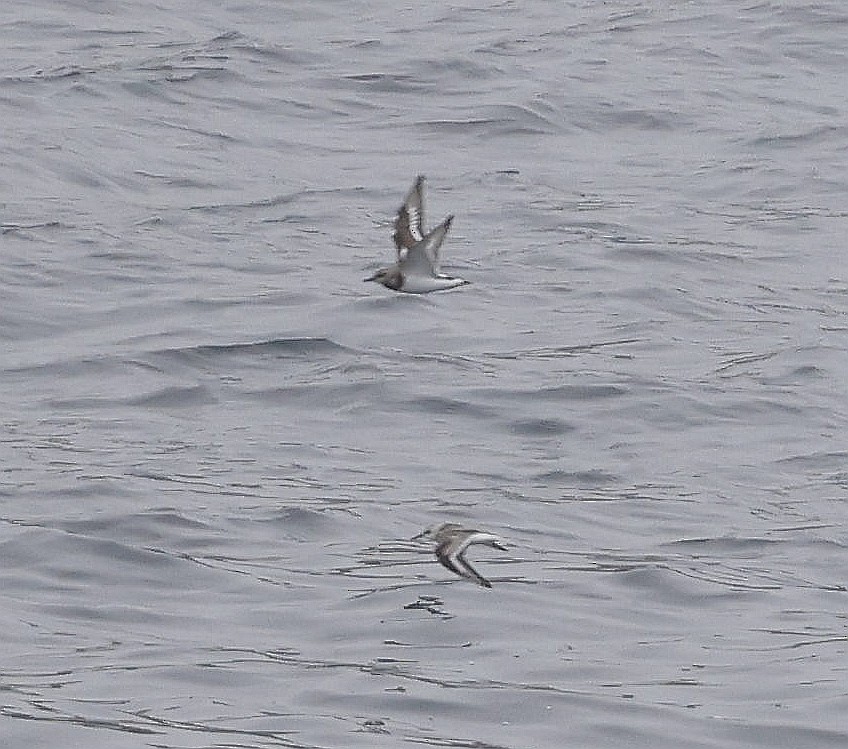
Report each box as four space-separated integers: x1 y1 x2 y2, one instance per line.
2 1 848 747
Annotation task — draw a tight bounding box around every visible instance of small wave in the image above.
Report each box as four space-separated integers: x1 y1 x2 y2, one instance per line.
344 72 428 94
407 395 495 420
485 338 641 360
155 336 351 363
128 384 214 408
508 417 574 436
531 469 621 488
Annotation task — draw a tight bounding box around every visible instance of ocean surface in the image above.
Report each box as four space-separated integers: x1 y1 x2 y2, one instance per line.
2 1 847 747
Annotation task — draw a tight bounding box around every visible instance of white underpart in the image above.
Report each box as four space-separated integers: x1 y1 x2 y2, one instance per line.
399 274 467 294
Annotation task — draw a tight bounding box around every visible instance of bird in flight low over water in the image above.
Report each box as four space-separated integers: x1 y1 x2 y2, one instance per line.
365 175 470 293
415 522 507 588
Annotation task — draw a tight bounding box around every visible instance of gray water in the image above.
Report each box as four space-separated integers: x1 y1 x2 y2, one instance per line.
2 1 847 747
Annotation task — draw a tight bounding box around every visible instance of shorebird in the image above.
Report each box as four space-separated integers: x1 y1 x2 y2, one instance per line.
365 176 469 293
415 522 506 588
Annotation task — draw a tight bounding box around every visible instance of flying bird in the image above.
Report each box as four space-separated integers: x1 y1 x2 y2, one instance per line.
365 176 469 293
415 522 506 588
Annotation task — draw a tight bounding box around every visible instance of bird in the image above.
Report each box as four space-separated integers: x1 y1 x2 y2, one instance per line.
365 175 470 293
414 522 507 588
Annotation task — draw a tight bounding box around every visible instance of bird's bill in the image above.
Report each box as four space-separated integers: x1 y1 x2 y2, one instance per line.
364 272 380 282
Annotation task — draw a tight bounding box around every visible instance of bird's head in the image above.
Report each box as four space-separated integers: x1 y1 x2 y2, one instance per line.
412 522 461 542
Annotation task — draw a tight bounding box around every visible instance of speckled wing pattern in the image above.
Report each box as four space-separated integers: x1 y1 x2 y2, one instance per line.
392 175 425 258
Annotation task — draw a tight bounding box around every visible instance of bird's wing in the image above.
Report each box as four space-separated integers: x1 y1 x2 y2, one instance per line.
455 549 493 588
435 533 494 588
435 539 471 580
393 175 426 256
402 215 453 275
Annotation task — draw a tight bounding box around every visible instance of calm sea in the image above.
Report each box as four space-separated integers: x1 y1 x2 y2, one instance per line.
2 1 847 747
